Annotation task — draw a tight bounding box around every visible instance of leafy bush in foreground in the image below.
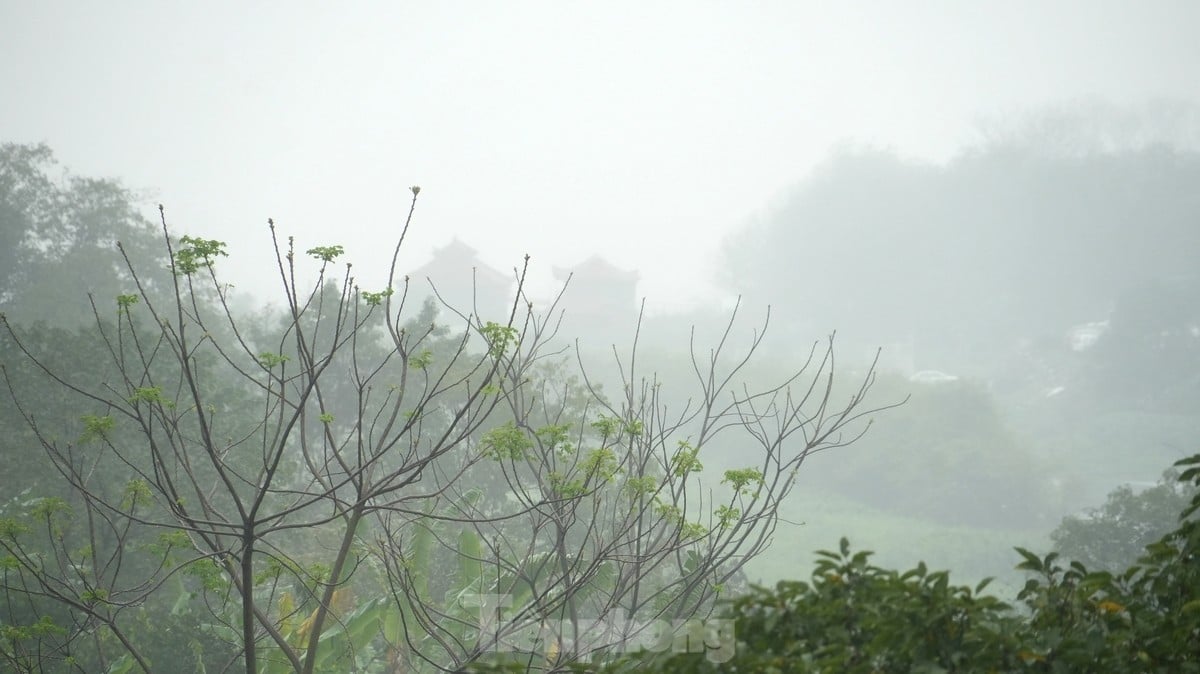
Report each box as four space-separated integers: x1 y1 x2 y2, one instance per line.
595 453 1200 673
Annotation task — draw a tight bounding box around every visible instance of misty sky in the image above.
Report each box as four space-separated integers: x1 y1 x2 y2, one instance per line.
3 1 1198 312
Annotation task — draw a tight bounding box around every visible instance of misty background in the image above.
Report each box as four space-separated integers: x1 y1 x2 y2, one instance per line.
4 1 1200 592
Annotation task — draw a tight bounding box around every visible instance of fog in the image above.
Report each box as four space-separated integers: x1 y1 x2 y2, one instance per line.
5 1 1199 311
3 1 1200 657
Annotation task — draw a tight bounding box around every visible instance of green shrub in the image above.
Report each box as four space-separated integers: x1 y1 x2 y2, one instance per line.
599 454 1200 672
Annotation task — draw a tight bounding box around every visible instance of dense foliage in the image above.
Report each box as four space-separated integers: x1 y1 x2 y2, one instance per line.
0 145 885 674
819 375 1048 529
596 453 1200 672
5 137 1197 673
0 143 167 328
723 115 1200 380
1052 465 1198 573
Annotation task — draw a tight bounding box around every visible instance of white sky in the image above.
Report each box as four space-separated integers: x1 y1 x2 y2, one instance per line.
3 1 1198 313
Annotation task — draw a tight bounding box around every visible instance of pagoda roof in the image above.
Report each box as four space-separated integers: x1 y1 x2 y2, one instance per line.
408 237 509 285
553 255 639 282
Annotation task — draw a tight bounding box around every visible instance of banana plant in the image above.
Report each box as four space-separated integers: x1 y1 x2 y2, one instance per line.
251 479 621 673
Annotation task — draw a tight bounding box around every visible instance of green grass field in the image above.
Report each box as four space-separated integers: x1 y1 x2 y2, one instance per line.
745 488 1051 600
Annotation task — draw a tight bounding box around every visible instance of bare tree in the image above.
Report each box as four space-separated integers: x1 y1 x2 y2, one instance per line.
0 189 891 673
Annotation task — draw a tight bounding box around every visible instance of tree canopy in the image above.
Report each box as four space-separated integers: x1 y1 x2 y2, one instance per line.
0 143 166 327
723 109 1200 374
0 149 886 674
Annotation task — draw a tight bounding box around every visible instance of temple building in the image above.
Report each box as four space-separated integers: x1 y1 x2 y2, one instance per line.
552 255 639 347
405 239 510 322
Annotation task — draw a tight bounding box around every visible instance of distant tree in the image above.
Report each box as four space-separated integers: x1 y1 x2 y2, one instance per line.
722 105 1200 373
1052 465 1198 574
0 176 888 674
1081 278 1200 412
0 142 167 327
811 375 1050 528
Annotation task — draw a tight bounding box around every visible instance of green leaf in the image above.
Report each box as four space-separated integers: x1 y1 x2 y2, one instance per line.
308 597 385 671
173 236 227 275
361 286 394 306
409 517 435 602
127 386 169 406
479 321 519 358
105 654 136 674
258 351 290 368
120 479 153 511
670 441 703 477
116 293 139 312
79 414 114 443
457 528 485 595
721 468 765 495
305 244 345 263
1014 547 1043 571
408 349 434 370
481 422 533 461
